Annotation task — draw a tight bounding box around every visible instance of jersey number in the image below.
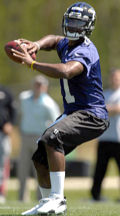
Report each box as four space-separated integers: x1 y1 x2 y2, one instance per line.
63 79 75 103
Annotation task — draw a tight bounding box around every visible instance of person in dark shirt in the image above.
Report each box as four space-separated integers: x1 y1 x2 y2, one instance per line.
0 85 16 203
12 2 109 215
91 68 120 201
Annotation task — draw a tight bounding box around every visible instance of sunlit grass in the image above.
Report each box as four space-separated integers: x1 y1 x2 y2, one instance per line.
0 189 119 216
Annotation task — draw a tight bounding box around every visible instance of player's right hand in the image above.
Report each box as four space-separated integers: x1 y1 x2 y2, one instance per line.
18 39 39 55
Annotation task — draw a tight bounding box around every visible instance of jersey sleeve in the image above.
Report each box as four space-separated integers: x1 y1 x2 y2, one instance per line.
67 47 91 71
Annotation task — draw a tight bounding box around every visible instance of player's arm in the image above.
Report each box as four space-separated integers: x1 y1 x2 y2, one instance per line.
35 35 64 50
12 46 84 79
31 61 84 79
19 35 63 54
12 45 84 79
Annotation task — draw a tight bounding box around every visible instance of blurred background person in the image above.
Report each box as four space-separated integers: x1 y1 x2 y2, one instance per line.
91 68 120 201
18 75 61 202
0 85 16 203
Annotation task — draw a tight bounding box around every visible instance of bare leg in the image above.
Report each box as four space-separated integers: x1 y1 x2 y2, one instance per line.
21 145 66 215
45 144 65 171
33 160 51 188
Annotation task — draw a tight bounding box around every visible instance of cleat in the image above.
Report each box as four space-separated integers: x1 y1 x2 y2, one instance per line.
22 197 67 215
37 196 67 215
22 202 41 215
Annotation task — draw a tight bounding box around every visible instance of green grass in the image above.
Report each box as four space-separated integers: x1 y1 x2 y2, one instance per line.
1 189 120 216
65 190 120 216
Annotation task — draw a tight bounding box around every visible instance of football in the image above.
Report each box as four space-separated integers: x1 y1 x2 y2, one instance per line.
4 40 36 63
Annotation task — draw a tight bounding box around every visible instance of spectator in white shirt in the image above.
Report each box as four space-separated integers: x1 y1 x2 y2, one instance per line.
18 75 61 202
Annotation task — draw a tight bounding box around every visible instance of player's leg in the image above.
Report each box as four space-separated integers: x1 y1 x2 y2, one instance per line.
33 111 108 215
22 145 66 215
33 161 51 189
45 144 65 199
33 155 66 216
34 138 66 214
22 111 109 215
32 140 51 192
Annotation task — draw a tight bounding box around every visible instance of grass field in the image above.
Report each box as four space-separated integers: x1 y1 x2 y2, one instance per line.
1 189 120 216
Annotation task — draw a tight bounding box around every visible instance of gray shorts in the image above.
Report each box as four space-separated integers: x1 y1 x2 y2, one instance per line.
32 110 109 168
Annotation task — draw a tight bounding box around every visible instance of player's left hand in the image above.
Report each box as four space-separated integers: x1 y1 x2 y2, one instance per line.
12 44 33 67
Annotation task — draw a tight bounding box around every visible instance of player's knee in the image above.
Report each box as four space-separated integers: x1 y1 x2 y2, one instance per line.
42 129 64 154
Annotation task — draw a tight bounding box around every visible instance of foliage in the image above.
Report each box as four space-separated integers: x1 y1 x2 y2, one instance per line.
1 0 120 103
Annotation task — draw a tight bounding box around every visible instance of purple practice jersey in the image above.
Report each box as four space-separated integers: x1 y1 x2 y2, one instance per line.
56 37 108 119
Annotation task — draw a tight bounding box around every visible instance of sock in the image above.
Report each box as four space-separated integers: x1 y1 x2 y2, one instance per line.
50 171 65 199
39 186 51 198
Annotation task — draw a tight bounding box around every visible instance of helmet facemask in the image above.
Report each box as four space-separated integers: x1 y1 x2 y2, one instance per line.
62 16 87 40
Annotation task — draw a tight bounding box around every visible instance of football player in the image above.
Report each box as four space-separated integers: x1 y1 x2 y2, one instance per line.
12 2 109 215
